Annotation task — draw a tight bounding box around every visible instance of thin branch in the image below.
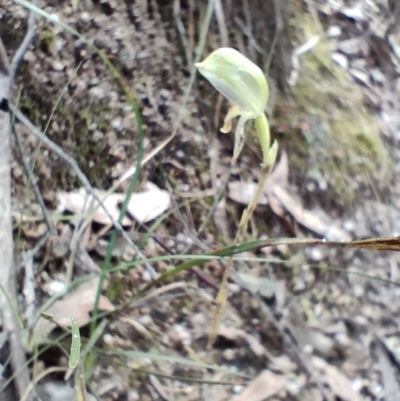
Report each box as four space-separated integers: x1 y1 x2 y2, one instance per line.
13 124 56 234
173 0 192 66
17 231 51 270
10 0 38 82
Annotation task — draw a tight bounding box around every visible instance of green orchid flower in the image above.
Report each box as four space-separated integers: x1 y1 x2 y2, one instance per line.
195 47 276 166
196 48 279 347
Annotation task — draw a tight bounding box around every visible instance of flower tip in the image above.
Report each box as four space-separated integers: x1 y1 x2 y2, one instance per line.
195 62 203 69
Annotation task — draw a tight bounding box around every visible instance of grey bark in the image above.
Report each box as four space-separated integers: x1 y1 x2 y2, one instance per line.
0 37 30 401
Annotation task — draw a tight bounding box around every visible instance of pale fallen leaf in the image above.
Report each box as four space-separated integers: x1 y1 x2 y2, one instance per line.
218 326 266 357
57 181 170 226
149 374 171 401
227 151 288 208
228 150 350 240
235 272 275 299
35 380 96 401
377 340 400 401
74 242 101 273
272 186 351 241
293 326 335 357
268 354 297 373
312 357 362 401
230 370 286 401
31 278 114 346
57 188 131 226
51 224 72 258
126 181 170 224
120 316 153 340
382 336 400 366
228 181 268 205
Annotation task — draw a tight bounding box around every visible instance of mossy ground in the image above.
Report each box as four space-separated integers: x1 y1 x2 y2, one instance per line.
271 8 389 208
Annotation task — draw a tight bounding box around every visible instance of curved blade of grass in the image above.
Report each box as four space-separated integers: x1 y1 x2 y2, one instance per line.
141 235 400 291
95 349 252 379
117 364 236 386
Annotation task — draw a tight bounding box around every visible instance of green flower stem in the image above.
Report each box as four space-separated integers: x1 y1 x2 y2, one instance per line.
255 114 271 166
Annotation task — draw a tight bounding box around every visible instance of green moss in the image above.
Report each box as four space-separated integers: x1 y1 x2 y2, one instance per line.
39 29 55 52
275 8 390 206
107 274 125 302
19 84 114 190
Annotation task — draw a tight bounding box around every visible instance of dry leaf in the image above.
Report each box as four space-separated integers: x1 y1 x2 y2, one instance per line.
218 326 266 357
228 181 268 205
272 186 351 241
228 151 288 208
313 357 362 401
228 150 351 240
34 380 96 401
31 278 114 346
74 242 101 273
267 151 350 240
293 326 335 357
235 272 275 299
57 188 132 226
377 341 400 401
230 370 286 401
51 224 72 258
120 317 153 339
57 181 170 226
126 181 170 223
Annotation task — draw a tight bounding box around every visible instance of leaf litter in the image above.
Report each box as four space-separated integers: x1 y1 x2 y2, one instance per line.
31 277 114 346
229 370 287 401
228 151 351 240
57 181 170 226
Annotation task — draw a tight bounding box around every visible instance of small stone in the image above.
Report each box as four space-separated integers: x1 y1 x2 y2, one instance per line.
46 280 66 296
343 219 355 232
232 385 244 394
327 25 341 37
89 86 106 99
128 389 140 401
222 349 235 361
331 52 349 69
80 11 91 22
92 130 104 141
23 50 35 62
51 60 65 71
111 117 122 131
54 39 65 52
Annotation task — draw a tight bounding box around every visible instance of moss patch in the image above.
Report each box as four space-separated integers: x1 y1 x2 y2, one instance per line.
275 8 389 207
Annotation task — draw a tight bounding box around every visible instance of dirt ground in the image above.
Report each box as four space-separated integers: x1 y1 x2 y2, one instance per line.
2 0 400 400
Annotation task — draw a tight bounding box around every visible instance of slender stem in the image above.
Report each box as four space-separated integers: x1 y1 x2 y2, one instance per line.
236 114 274 242
208 113 276 348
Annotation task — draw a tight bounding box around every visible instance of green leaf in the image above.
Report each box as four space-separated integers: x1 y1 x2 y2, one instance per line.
69 317 81 369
